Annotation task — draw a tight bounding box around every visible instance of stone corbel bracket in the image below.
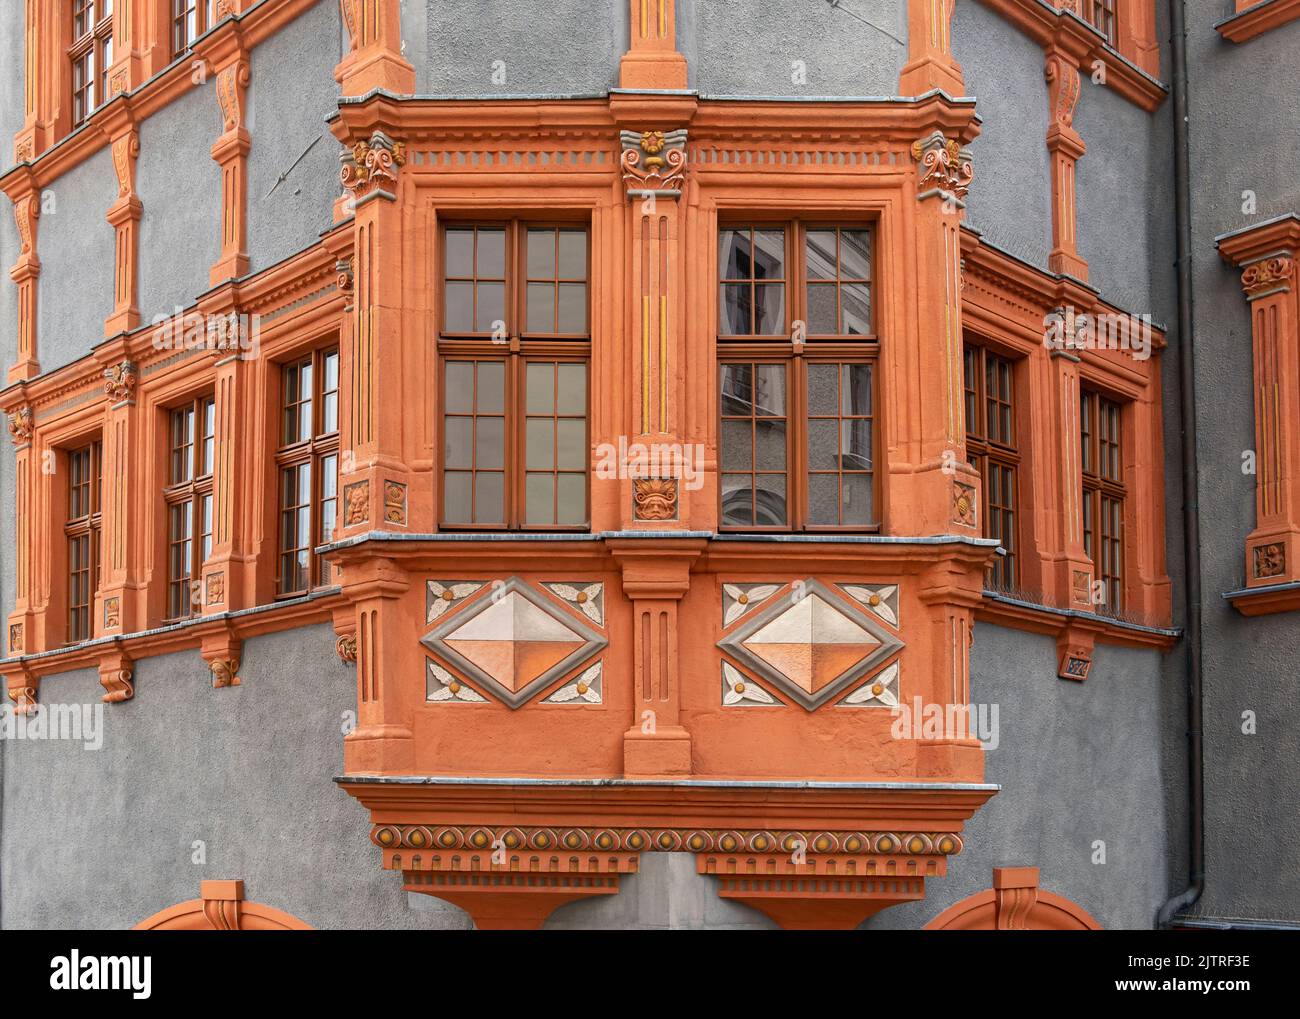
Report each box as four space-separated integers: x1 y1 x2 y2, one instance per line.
98 644 135 704
201 626 243 689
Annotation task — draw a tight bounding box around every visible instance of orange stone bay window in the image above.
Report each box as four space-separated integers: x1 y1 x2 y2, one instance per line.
718 223 877 530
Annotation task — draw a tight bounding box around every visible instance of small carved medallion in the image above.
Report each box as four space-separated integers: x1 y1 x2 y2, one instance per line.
344 481 369 526
103 361 139 402
205 573 225 606
210 659 241 689
952 481 977 527
384 481 407 525
103 597 121 630
336 633 358 664
8 406 34 445
620 129 687 194
1253 542 1286 580
9 623 24 654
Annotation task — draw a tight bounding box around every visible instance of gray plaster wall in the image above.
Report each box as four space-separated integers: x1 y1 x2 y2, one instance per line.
953 1 1053 270
136 78 221 323
680 0 905 97
868 624 1173 930
421 1 625 95
1074 77 1169 320
0 625 468 930
35 147 117 373
0 6 23 177
1178 4 1300 925
246 0 344 276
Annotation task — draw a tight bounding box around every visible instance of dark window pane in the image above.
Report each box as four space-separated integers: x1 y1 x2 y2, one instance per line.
755 418 787 470
807 473 839 526
807 419 838 470
721 476 754 526
719 229 751 280
525 473 554 524
557 418 585 470
720 283 751 334
721 419 753 471
841 472 873 525
755 283 785 334
753 473 788 526
753 230 785 279
843 363 872 415
557 364 585 410
754 363 787 415
807 363 838 415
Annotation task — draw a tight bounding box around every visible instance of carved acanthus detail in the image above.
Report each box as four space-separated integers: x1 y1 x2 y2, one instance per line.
340 132 407 197
1241 256 1294 298
1044 54 1081 128
103 361 138 402
620 129 688 193
13 194 39 256
336 633 358 664
911 131 973 200
215 61 251 134
112 132 141 197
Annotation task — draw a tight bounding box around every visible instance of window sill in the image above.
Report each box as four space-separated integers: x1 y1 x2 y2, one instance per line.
975 588 1179 650
1224 579 1300 616
1215 0 1300 43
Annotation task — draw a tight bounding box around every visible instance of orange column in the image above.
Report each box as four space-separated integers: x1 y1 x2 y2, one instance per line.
896 131 980 537
611 540 703 778
210 56 251 285
899 0 963 96
1240 258 1300 586
93 350 141 637
5 406 36 659
13 0 63 163
1039 334 1094 610
1044 50 1087 281
618 0 687 89
335 0 415 96
104 114 143 337
7 177 41 382
336 130 411 543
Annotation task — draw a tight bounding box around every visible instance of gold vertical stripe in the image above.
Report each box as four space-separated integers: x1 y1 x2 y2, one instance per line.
659 294 668 432
642 296 651 434
659 0 666 37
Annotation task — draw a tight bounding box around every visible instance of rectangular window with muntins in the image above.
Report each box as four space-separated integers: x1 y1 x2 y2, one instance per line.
438 220 591 530
717 220 877 532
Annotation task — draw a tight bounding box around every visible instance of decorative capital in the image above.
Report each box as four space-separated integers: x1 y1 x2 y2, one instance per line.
911 131 973 201
1241 256 1294 299
340 131 407 197
215 61 251 134
620 129 687 195
102 361 138 402
111 131 141 198
13 193 40 256
14 135 34 164
7 406 33 445
1044 53 1081 129
336 633 358 664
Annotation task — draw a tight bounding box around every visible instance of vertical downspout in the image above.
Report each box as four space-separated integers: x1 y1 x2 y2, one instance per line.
1157 0 1205 928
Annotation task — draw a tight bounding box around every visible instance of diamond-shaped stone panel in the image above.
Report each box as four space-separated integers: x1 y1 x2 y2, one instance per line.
717 579 904 711
421 577 607 709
